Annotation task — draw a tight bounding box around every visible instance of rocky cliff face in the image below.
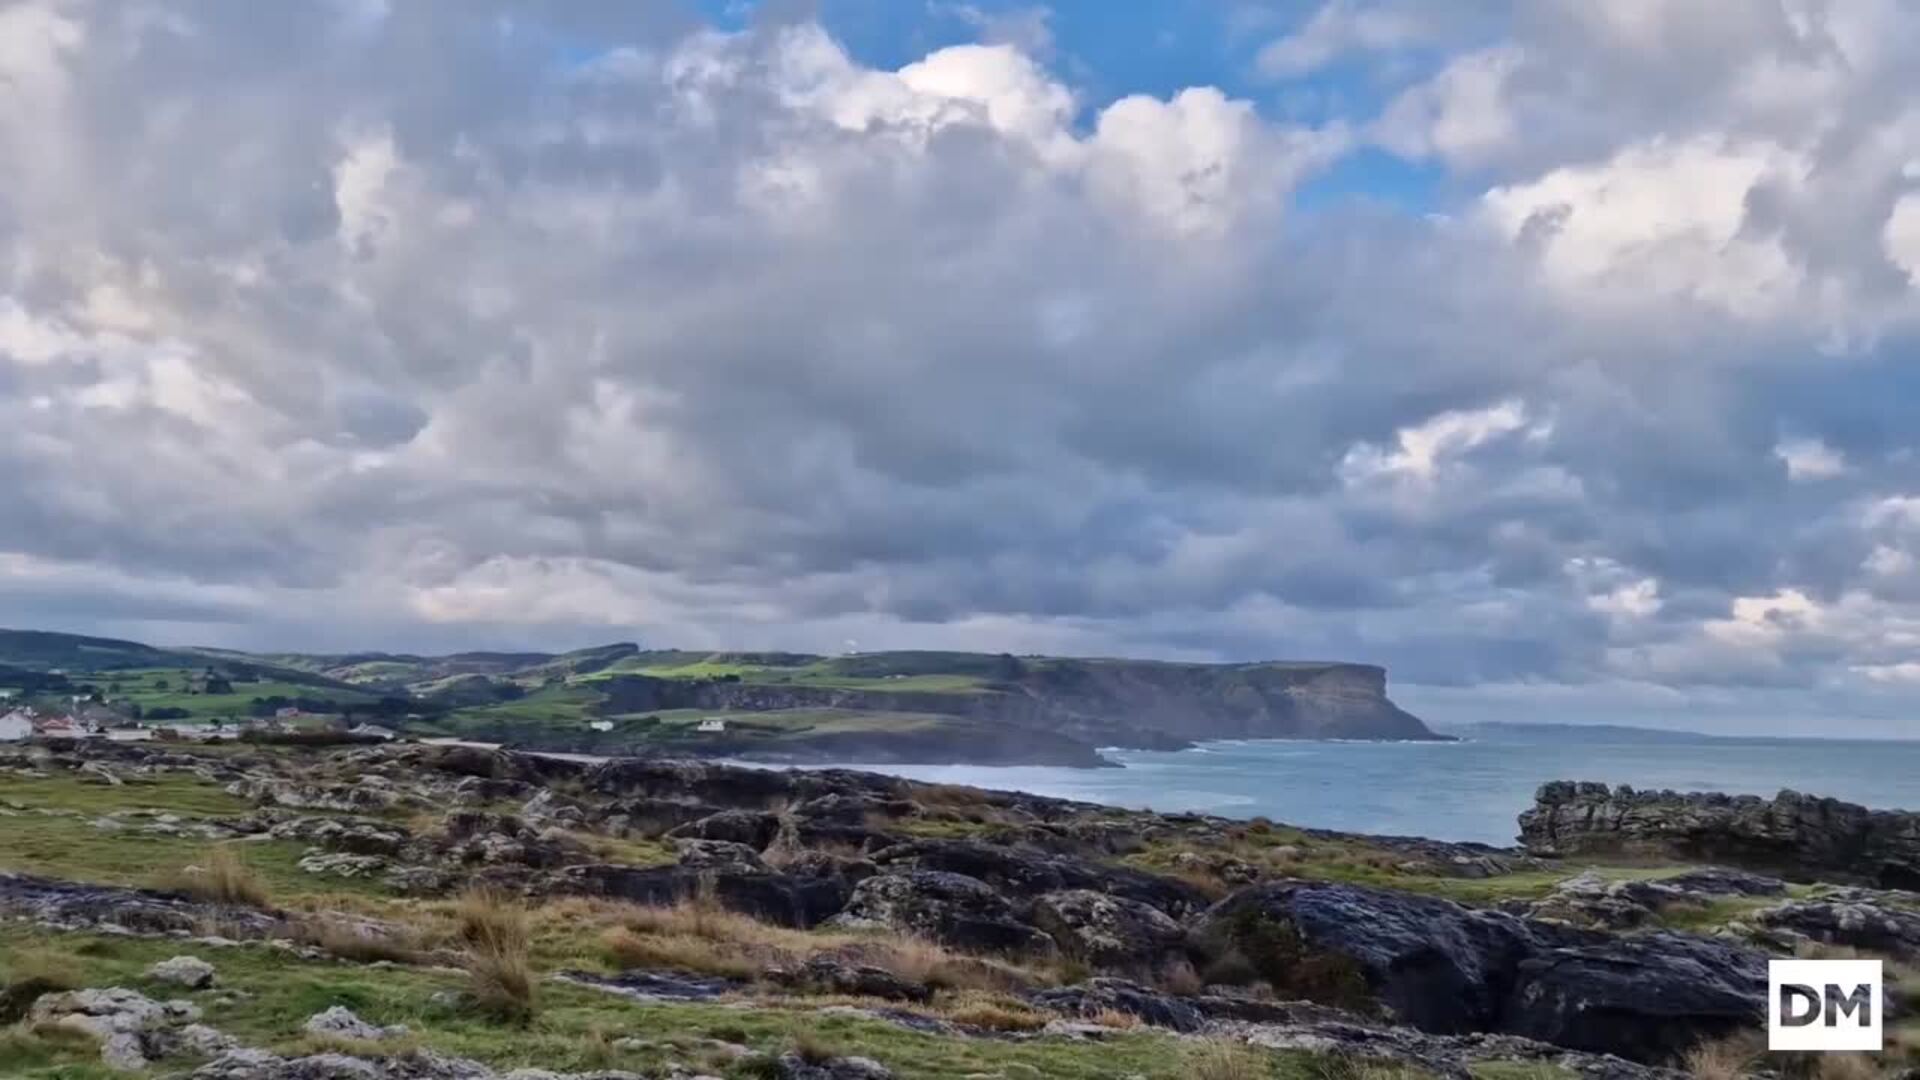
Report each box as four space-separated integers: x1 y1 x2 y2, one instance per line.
596 658 1438 752
1520 781 1920 890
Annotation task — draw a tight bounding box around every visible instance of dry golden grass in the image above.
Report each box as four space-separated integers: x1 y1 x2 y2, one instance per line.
1185 1040 1270 1080
158 844 270 907
1159 957 1205 996
785 1026 841 1066
1303 1055 1428 1080
603 927 757 979
597 894 1048 994
0 946 84 1025
292 1032 423 1059
1813 1054 1882 1080
937 991 1049 1033
456 889 536 1022
1684 1033 1763 1080
291 917 428 965
1087 1007 1143 1030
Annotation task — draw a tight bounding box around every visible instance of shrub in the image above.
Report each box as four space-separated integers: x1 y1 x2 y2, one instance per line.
1209 909 1369 1009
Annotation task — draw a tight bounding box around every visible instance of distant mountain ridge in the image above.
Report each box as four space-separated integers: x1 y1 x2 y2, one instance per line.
0 630 1440 765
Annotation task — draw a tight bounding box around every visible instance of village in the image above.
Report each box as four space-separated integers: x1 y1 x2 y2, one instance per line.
0 689 399 745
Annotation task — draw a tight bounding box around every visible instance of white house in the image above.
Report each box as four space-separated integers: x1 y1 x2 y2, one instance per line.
695 718 728 733
0 709 33 742
587 720 614 733
348 723 398 741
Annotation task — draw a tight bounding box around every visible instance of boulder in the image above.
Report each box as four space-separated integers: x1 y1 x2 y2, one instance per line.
1029 889 1186 971
667 809 782 849
303 1005 405 1041
146 956 217 990
765 957 931 1004
29 987 203 1071
673 838 772 875
1028 978 1207 1032
828 870 1055 957
1193 880 1765 1063
772 1053 895 1080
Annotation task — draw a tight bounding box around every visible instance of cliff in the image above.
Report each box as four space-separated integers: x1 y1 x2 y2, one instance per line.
1520 780 1920 890
593 654 1439 754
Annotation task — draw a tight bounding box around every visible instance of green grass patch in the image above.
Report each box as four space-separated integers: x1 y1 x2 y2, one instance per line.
0 924 1390 1080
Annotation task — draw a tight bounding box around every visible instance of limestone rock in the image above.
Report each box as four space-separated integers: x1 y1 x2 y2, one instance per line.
1520 781 1920 889
146 956 218 990
1029 888 1186 971
303 1005 405 1041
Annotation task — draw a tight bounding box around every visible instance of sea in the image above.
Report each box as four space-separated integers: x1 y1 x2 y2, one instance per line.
807 729 1920 847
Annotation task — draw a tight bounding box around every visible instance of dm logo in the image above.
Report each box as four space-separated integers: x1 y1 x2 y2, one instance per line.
1769 959 1883 1052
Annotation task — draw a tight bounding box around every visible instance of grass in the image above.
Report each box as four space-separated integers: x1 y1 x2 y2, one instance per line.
1123 825 1698 908
92 666 379 718
1185 1041 1274 1080
1470 1065 1579 1080
0 772 402 900
0 922 1486 1080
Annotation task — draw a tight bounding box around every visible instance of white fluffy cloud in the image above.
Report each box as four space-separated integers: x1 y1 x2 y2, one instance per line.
1 0 1919 734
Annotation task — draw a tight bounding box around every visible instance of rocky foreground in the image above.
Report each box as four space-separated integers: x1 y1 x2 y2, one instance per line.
2 742 1918 1079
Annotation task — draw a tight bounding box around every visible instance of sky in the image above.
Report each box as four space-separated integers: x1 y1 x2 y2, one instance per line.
2 1 1919 736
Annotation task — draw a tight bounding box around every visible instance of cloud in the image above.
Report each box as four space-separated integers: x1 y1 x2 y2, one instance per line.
0 1 1918 735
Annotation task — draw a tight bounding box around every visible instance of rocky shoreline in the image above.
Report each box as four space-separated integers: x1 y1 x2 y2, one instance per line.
4 741 1919 1077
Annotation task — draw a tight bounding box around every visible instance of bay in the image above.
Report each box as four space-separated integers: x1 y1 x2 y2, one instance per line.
817 729 1920 846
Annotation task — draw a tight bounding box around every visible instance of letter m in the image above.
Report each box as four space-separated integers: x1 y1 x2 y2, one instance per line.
1825 983 1873 1027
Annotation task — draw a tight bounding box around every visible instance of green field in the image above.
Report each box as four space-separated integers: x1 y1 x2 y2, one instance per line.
92 667 381 718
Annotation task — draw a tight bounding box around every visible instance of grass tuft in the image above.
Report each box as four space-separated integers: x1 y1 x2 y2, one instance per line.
158 844 271 907
1682 1033 1762 1080
456 889 536 1023
1185 1040 1271 1080
0 947 84 1025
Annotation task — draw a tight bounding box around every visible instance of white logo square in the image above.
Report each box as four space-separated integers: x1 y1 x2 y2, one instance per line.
1769 958 1882 1052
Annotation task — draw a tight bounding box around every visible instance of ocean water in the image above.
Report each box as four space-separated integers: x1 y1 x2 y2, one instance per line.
815 731 1920 847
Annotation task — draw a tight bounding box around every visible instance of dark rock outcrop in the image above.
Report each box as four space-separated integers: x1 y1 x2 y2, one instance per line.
828 870 1057 957
547 864 850 929
0 871 288 939
667 809 782 849
1521 781 1920 889
765 956 932 1004
1193 879 1766 1063
867 837 1210 918
1756 896 1920 960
